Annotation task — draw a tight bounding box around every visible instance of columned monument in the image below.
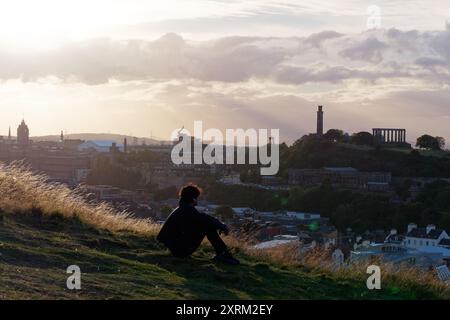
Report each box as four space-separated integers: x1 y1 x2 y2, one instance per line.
373 128 407 145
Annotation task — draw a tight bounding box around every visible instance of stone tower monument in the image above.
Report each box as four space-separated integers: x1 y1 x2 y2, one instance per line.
317 105 324 136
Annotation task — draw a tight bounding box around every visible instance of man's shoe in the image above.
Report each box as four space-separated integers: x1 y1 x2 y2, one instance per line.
213 251 240 266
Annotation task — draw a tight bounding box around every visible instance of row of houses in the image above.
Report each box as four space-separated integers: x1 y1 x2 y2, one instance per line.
288 167 392 192
350 223 450 269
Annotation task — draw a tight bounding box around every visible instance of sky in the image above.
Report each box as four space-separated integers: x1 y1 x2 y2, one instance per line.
0 0 450 146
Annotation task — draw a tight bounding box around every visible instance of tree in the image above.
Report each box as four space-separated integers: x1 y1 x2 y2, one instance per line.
126 150 161 164
410 149 420 157
436 189 450 209
351 131 373 146
416 134 442 150
436 136 446 150
395 179 412 201
240 167 261 183
154 186 178 201
324 129 344 142
159 205 173 219
214 205 235 222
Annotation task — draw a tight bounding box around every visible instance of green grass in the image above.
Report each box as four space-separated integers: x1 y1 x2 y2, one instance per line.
0 212 448 300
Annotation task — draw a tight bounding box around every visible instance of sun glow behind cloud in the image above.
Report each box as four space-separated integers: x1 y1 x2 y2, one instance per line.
0 0 228 49
0 0 283 47
0 0 449 49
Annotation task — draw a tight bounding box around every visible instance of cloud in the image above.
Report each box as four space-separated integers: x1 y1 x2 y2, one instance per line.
304 31 344 48
339 36 387 63
415 57 447 68
1 27 449 88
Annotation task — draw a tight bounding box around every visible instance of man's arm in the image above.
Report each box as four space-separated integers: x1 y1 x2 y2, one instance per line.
193 209 229 235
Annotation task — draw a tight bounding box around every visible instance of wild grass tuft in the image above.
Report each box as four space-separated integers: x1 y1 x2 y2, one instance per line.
0 162 160 235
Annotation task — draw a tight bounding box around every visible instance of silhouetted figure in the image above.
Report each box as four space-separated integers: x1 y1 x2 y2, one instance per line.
157 185 240 265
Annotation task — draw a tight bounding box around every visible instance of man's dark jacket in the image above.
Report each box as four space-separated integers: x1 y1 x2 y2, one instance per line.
157 203 226 256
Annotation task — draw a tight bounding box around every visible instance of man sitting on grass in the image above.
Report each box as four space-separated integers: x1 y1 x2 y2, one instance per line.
157 185 240 265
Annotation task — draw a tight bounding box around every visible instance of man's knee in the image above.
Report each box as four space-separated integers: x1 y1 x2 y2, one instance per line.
168 240 201 258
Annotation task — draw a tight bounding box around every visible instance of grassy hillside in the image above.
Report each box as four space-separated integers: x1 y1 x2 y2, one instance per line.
1 212 448 300
0 163 449 300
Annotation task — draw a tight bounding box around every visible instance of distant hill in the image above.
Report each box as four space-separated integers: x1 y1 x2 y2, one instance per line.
31 133 166 145
281 137 450 178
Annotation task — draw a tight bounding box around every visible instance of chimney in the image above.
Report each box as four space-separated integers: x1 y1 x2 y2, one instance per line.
407 223 417 234
426 224 436 234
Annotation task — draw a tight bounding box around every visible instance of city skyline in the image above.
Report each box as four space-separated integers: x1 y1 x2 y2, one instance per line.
0 1 449 145
0 104 442 146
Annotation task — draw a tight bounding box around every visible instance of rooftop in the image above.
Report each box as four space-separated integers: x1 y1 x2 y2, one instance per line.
253 239 296 250
406 228 446 239
324 167 358 173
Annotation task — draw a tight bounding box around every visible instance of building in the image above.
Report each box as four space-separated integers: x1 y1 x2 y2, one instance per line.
288 167 391 191
0 121 93 185
253 237 297 250
440 239 450 249
232 207 255 216
63 139 85 150
85 185 135 202
32 151 92 184
285 212 321 221
261 176 284 186
0 148 92 185
255 211 321 224
78 140 124 153
17 119 30 147
404 223 450 249
220 173 241 184
349 223 450 269
350 242 445 270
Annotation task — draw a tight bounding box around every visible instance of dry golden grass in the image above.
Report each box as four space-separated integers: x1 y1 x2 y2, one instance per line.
0 162 160 235
247 241 450 295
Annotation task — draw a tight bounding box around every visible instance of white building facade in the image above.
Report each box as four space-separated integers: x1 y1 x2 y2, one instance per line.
404 223 450 249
